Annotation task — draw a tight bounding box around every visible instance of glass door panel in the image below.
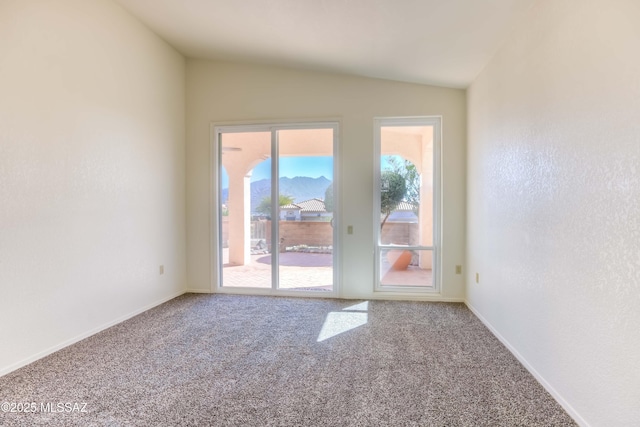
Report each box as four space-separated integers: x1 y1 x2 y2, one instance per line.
277 128 335 292
220 131 272 289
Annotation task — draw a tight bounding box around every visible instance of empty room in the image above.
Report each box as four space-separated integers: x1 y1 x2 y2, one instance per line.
0 0 638 426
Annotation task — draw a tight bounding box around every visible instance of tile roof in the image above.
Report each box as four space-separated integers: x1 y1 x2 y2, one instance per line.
284 199 412 213
395 201 418 211
281 203 301 210
281 198 327 212
297 198 327 212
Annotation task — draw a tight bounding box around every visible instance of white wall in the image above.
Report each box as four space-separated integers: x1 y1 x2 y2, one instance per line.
467 0 640 425
186 61 466 300
0 0 186 374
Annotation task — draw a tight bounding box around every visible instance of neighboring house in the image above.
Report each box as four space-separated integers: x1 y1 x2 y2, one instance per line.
387 201 418 223
279 198 332 221
280 203 302 221
280 198 414 222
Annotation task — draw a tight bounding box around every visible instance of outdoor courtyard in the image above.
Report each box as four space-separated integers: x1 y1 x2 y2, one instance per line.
222 248 433 290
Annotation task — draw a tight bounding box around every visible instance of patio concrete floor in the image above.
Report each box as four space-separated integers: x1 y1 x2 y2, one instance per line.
222 249 433 290
223 251 333 291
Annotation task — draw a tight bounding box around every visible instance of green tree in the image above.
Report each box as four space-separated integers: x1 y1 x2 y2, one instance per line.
387 156 420 211
256 194 295 217
324 182 334 212
380 170 406 229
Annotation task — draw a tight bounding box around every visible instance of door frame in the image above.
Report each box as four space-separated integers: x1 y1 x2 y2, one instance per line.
373 116 442 293
210 120 340 297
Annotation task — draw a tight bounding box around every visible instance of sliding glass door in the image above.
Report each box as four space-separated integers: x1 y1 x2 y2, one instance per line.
216 123 337 294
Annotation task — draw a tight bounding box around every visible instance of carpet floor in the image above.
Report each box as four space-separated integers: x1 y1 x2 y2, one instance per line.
0 294 576 426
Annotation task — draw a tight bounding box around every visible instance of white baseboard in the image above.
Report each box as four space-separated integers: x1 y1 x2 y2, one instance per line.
369 295 465 302
464 300 590 427
185 288 464 303
184 288 214 294
342 293 465 302
0 290 186 378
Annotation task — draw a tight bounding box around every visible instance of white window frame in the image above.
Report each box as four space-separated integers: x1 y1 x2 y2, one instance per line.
373 116 442 293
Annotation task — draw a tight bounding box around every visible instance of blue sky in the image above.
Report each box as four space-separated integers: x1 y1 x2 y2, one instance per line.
222 156 333 188
221 155 404 188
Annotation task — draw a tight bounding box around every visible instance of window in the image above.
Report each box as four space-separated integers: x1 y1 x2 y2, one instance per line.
374 117 441 292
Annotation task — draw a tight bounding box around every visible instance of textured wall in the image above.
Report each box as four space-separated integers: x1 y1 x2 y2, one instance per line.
0 0 186 374
186 61 466 300
467 0 640 425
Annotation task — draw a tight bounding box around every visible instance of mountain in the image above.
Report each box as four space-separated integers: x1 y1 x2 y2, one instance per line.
222 176 332 212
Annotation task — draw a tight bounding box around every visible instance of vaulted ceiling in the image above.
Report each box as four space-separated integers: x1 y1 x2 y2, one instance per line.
115 0 536 88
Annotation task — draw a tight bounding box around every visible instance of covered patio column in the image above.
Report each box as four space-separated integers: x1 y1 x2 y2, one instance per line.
226 169 252 266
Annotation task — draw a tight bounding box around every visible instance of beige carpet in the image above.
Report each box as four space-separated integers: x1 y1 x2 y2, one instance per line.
0 294 576 426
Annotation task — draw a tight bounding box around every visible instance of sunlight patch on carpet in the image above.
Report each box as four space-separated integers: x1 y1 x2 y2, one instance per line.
317 312 368 342
343 301 369 311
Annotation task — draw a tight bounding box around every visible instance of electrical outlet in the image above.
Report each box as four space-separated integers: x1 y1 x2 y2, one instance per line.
455 265 462 274
475 272 479 283
347 225 353 234
159 265 164 275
